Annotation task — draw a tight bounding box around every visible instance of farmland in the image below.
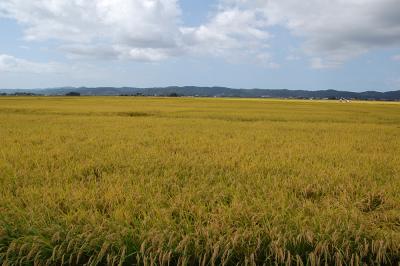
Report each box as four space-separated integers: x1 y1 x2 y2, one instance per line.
0 97 400 265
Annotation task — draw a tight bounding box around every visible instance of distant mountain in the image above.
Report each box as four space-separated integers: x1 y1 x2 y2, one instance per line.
1 86 400 101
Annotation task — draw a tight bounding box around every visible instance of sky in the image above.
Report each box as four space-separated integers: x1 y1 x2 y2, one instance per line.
0 0 400 91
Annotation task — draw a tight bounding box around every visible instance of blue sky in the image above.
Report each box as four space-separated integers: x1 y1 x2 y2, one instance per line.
0 0 399 91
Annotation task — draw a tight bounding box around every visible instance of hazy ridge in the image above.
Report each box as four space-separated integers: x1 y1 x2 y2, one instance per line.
1 86 400 100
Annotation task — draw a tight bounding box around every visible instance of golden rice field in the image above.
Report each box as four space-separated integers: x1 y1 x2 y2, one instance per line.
0 96 400 265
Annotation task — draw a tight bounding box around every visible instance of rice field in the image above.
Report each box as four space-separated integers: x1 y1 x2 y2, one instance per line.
0 96 400 265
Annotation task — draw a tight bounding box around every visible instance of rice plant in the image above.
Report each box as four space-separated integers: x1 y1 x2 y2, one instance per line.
1 97 399 265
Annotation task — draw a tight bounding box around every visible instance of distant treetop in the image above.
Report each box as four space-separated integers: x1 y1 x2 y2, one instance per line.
65 92 81 96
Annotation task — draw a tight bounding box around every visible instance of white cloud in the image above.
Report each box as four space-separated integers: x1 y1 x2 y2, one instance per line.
0 54 65 73
310 57 341 69
219 0 400 67
0 0 183 61
181 8 270 58
180 4 282 66
0 0 276 65
1 0 400 68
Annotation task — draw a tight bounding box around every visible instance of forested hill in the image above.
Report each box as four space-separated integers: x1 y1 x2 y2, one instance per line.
1 86 400 100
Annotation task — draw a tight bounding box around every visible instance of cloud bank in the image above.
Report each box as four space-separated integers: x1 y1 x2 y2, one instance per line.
220 0 400 68
0 54 65 73
1 0 400 69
